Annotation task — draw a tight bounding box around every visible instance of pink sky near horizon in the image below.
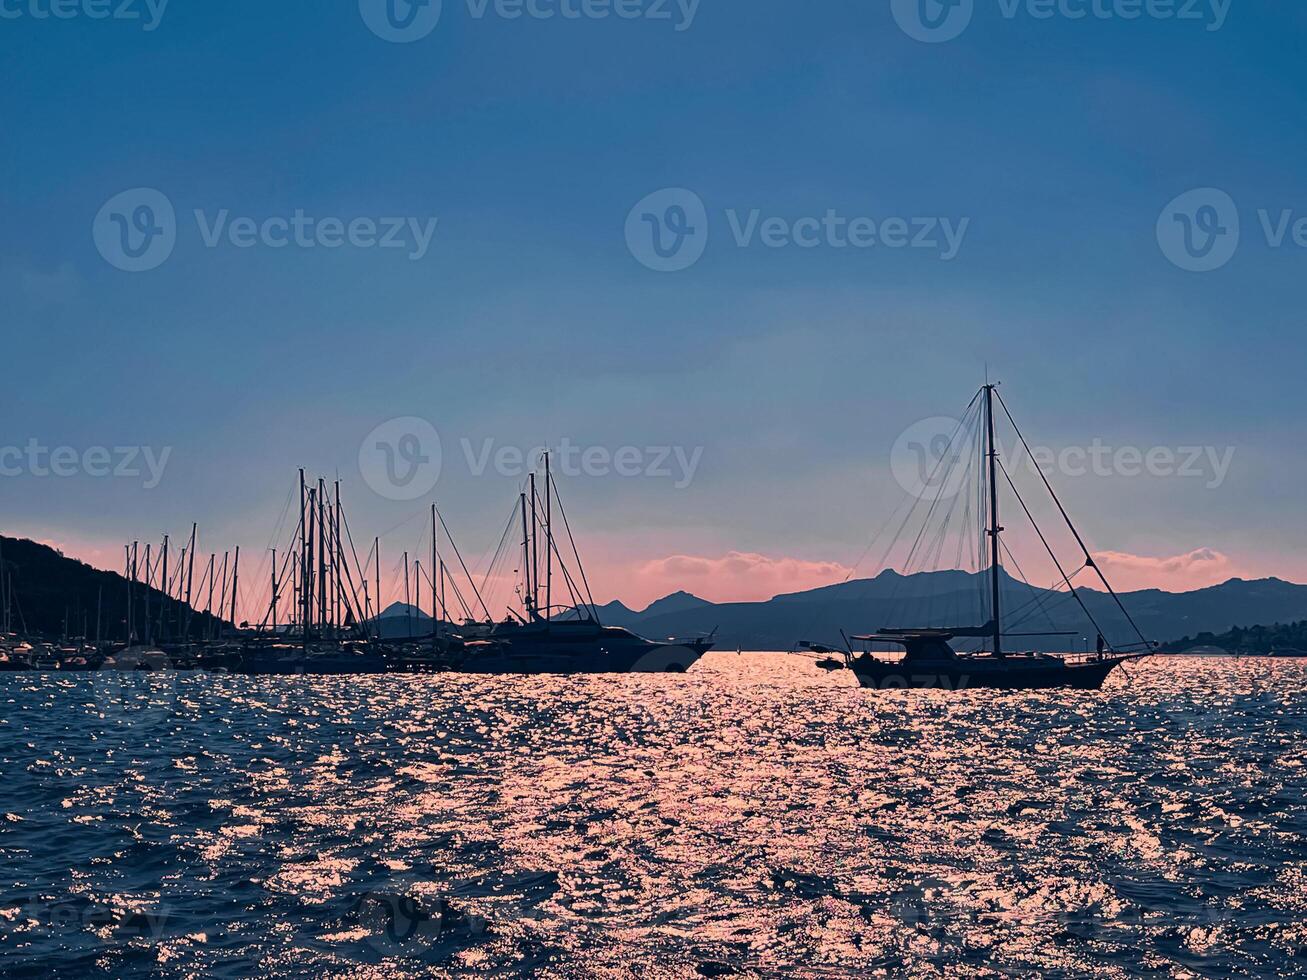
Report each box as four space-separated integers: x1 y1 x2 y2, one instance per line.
13 523 1302 619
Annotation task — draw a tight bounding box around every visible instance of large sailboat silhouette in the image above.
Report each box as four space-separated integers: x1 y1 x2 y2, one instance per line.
457 454 716 674
826 382 1154 691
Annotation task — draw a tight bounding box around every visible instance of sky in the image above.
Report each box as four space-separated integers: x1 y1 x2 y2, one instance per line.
3 0 1306 618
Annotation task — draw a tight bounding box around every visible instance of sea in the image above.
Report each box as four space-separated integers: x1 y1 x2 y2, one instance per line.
1 654 1303 978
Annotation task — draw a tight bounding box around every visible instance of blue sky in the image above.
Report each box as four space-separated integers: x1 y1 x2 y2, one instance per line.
3 1 1306 611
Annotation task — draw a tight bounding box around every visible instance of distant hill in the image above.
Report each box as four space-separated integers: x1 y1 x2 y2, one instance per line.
0 534 227 641
595 569 1307 652
1159 620 1307 655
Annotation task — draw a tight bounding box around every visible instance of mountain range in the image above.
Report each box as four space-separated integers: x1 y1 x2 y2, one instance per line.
586 570 1307 652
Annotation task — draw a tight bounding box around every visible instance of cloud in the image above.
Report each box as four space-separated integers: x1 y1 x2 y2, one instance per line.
632 551 853 604
1091 548 1243 593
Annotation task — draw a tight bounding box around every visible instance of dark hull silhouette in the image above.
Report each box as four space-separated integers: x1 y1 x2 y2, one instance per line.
458 621 713 675
851 653 1136 691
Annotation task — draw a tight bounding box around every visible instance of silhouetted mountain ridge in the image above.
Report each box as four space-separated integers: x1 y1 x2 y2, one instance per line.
600 570 1307 652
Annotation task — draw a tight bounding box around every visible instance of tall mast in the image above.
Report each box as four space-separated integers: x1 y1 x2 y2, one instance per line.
271 548 278 633
984 383 1004 658
529 473 540 617
374 537 381 641
403 550 412 638
545 453 552 620
230 546 240 631
184 524 197 639
334 481 343 638
520 492 533 620
124 544 133 642
143 543 153 646
299 470 309 647
158 534 169 641
205 553 215 642
317 480 327 634
436 506 446 653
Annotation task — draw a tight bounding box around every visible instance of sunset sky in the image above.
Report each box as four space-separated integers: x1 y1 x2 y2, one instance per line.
4 3 1306 616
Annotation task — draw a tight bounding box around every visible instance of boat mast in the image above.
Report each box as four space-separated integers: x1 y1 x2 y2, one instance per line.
299 470 309 649
403 551 412 637
545 453 552 620
158 535 169 642
985 383 1004 658
271 548 278 633
334 481 343 639
530 473 541 619
230 546 240 632
184 524 197 639
520 492 534 621
436 506 446 653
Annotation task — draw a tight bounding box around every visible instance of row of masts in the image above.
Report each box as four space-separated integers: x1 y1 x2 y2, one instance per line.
121 523 239 645
514 453 598 624
260 470 492 647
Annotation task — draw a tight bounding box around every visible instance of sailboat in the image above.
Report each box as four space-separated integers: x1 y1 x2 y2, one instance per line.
828 382 1153 691
456 455 716 674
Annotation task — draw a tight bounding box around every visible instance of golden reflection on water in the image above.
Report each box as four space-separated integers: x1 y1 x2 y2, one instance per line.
0 654 1303 977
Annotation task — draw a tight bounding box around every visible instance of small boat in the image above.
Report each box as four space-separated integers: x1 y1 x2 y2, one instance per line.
817 381 1152 692
1270 647 1307 658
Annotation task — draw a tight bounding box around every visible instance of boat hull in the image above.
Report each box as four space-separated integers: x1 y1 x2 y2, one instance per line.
456 641 711 675
851 655 1131 691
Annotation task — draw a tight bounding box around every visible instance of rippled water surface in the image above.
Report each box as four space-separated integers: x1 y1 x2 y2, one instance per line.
1 654 1305 978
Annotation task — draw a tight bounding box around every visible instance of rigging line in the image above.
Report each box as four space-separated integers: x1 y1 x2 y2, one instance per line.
439 560 475 621
1003 564 1084 627
884 396 983 619
997 537 1060 634
335 507 370 625
478 500 520 604
846 390 983 583
996 456 1112 646
994 388 1152 650
548 470 597 618
253 519 304 630
882 393 984 581
542 526 586 618
435 507 492 621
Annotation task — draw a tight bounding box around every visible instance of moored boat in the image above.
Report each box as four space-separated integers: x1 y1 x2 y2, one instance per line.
814 381 1154 692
